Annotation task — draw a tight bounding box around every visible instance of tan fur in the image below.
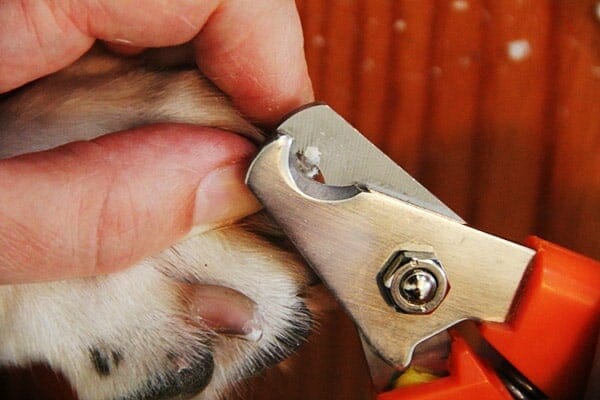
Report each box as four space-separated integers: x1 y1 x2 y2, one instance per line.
0 47 313 400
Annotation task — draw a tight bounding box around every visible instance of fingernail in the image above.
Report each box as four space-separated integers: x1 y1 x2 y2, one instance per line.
194 163 261 226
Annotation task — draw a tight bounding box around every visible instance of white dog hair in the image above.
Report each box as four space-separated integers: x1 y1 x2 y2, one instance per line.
0 46 314 400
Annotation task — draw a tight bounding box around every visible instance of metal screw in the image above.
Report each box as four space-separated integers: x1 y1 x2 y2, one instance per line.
399 267 438 305
378 251 449 314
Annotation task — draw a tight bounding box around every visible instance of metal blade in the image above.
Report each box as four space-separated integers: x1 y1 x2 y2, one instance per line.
246 135 534 369
276 103 464 223
360 331 451 393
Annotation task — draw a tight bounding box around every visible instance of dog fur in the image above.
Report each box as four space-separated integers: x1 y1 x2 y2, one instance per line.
0 46 314 400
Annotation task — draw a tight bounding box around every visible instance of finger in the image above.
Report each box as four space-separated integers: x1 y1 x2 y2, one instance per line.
0 0 314 125
194 0 314 126
0 0 212 92
0 124 260 284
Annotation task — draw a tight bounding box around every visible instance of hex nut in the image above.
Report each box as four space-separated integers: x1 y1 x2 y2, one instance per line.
377 250 450 314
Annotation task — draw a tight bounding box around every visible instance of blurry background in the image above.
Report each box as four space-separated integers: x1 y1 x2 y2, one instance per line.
2 1 598 399
245 0 599 399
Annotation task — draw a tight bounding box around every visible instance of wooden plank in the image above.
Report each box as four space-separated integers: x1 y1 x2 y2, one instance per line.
353 0 395 147
383 1 436 176
540 0 600 258
419 0 485 217
319 0 361 121
298 0 327 97
470 0 551 240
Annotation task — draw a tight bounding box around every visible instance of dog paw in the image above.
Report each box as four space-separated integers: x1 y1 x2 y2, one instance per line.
0 215 313 400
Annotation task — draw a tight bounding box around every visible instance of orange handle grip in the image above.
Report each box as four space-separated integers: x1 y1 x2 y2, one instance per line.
377 333 513 400
378 237 600 400
480 237 600 399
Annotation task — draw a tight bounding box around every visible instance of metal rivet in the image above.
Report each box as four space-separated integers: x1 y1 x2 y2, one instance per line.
378 250 449 314
399 268 438 305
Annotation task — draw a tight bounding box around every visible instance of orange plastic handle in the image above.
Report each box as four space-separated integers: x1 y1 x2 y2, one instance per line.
377 333 513 400
480 237 600 399
378 237 600 400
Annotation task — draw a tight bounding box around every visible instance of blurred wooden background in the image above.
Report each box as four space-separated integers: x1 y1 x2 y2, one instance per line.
2 1 598 399
247 0 599 399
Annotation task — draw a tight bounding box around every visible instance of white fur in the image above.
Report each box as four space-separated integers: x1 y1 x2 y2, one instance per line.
0 47 313 400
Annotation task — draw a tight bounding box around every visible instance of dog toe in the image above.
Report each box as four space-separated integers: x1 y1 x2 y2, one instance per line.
119 350 214 400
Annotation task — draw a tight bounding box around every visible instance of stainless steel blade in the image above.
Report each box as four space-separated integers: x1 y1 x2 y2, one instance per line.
360 331 451 392
246 135 535 369
276 103 464 223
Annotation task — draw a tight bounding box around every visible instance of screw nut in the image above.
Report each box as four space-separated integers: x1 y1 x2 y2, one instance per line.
378 250 449 314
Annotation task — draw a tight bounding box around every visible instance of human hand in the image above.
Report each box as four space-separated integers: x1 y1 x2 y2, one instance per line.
0 0 314 284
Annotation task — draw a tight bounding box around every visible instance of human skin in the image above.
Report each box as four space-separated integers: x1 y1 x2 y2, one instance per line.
0 0 314 284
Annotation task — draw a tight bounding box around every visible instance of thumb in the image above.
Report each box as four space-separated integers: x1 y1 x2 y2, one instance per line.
0 124 260 284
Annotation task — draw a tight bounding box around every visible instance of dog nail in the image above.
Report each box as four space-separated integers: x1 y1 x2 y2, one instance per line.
188 285 261 339
194 163 262 226
240 319 263 342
